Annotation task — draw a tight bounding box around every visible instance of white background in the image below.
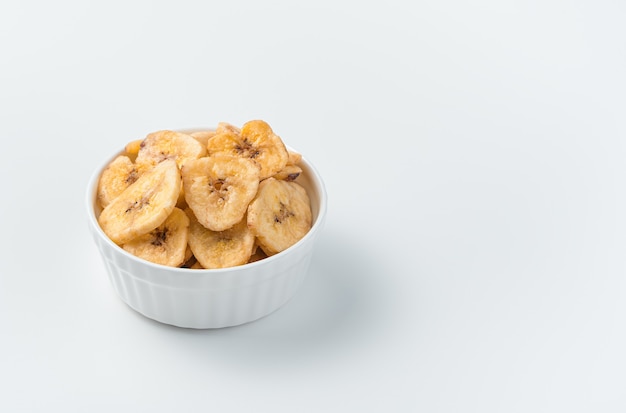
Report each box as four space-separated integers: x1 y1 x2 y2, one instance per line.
1 0 625 411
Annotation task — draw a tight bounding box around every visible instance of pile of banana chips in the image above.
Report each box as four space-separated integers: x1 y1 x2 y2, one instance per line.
97 120 312 269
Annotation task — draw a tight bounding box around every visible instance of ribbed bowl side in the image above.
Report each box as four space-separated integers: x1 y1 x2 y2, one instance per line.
90 217 320 329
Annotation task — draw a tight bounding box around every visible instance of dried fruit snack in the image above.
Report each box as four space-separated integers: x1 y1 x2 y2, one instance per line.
206 120 289 180
247 178 312 256
181 155 260 232
135 130 206 171
186 208 256 269
97 155 140 207
122 207 190 267
98 159 181 245
95 120 312 268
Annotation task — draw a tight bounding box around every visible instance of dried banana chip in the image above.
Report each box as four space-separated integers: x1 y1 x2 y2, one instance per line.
181 155 260 232
186 208 255 269
136 130 206 171
122 207 190 267
98 159 181 245
247 177 312 256
206 120 289 180
97 155 141 208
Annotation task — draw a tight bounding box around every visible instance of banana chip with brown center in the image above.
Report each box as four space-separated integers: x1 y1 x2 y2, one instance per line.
181 155 260 232
206 120 289 180
185 208 256 269
122 207 190 267
247 177 312 256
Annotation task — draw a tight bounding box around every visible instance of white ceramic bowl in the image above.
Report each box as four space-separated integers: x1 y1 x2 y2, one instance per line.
86 141 327 329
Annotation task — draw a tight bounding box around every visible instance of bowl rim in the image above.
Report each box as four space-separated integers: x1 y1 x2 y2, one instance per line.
86 141 327 275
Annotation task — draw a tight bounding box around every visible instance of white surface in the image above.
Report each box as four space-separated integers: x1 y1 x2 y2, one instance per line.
1 0 625 411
